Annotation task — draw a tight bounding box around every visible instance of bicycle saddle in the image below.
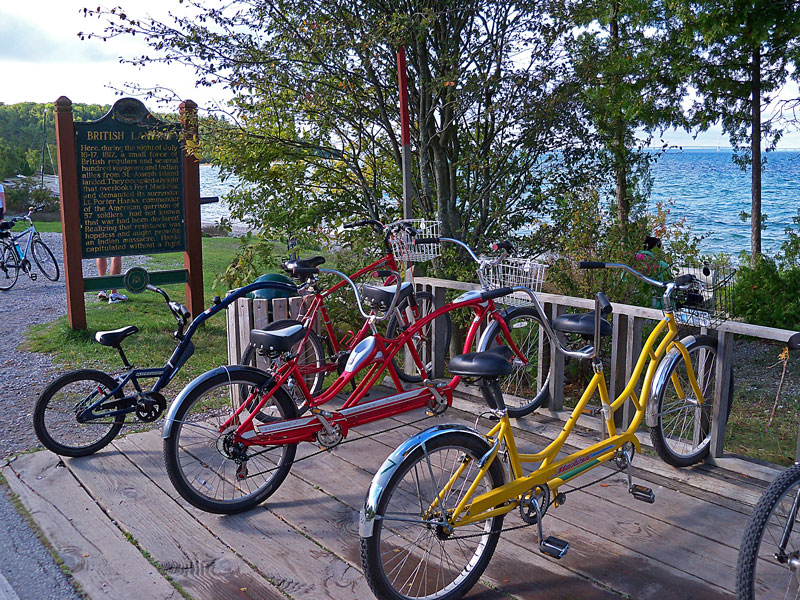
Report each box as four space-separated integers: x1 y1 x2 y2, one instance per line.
282 256 325 273
448 346 514 378
94 325 139 347
250 323 305 354
552 312 611 337
362 281 413 311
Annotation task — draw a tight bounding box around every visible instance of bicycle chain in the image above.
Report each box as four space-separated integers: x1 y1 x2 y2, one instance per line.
242 413 436 479
445 463 627 540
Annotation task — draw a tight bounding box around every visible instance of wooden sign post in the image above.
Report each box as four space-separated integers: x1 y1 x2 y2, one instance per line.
55 97 204 329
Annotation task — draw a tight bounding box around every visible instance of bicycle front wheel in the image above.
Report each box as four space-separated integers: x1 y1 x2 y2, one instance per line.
33 369 125 457
360 432 505 600
386 291 453 383
163 369 298 514
31 237 59 281
650 334 733 467
0 241 19 291
737 464 800 600
239 318 326 407
477 306 552 418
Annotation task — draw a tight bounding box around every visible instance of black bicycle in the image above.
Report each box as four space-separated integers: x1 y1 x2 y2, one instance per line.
33 270 298 457
0 206 59 291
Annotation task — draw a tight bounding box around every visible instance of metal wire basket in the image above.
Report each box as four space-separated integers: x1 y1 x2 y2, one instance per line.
388 219 441 263
672 266 736 328
479 257 547 306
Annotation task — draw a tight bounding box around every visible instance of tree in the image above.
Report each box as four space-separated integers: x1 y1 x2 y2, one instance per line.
676 0 800 262
83 1 580 256
564 0 693 228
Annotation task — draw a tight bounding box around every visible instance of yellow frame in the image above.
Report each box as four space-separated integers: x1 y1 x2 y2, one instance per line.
443 310 707 529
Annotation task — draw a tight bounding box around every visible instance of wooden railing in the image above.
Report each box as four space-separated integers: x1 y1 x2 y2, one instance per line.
226 276 800 465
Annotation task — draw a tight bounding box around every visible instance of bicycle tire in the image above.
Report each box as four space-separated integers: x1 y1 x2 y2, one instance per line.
649 334 733 467
477 306 552 418
238 318 327 405
163 369 298 514
33 369 125 457
360 431 505 600
31 236 59 281
0 241 19 291
736 464 800 599
386 291 452 383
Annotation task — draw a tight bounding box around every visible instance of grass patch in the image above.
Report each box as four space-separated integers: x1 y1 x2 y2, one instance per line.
122 532 191 599
24 236 241 393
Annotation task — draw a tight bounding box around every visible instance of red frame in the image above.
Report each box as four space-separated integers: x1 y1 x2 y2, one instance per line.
223 291 525 447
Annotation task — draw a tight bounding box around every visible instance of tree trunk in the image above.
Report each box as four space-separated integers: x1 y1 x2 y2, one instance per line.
751 42 762 264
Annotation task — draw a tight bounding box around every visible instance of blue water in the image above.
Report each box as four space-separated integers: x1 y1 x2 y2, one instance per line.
650 149 800 256
200 152 800 256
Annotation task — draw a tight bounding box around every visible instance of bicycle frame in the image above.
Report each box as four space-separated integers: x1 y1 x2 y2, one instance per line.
439 310 707 529
75 280 299 421
11 223 35 263
215 291 526 447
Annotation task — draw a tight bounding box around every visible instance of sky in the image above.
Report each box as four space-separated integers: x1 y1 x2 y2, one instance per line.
2 1 800 148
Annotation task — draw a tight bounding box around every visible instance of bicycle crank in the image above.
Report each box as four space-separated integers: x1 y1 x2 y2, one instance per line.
135 391 167 422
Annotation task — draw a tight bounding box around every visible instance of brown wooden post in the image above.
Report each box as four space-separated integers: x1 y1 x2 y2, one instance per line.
710 330 734 459
54 97 86 330
547 302 565 411
180 100 204 318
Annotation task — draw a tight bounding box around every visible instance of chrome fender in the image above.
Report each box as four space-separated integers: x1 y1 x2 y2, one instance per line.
162 365 269 439
359 423 491 538
646 334 701 428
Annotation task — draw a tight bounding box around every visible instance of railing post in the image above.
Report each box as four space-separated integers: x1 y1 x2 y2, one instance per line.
431 283 448 378
610 313 627 408
547 302 565 411
709 330 734 458
226 301 241 364
236 298 253 363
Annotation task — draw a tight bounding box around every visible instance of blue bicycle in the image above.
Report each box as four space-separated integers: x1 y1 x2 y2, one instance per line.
32 271 298 456
0 206 59 290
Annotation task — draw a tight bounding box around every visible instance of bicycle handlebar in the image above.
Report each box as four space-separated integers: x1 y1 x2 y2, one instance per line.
579 261 668 290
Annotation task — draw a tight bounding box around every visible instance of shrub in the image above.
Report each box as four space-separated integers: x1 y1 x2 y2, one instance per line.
733 256 800 330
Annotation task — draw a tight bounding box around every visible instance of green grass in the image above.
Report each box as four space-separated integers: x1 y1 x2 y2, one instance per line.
24 236 241 394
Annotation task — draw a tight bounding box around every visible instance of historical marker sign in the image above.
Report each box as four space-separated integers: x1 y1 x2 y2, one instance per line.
74 99 186 257
56 96 204 330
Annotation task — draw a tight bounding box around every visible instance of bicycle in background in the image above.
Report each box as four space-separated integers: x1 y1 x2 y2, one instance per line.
0 206 59 290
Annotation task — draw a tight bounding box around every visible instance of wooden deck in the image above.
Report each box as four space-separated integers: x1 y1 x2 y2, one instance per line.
2 392 777 600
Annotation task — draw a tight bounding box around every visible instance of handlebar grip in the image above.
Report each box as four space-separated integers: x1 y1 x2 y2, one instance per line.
596 292 613 317
579 261 606 269
343 220 369 229
491 240 514 252
413 237 439 245
674 274 696 287
480 287 514 302
788 332 800 351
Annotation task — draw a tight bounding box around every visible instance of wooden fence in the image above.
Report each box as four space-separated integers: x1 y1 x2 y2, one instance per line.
226 276 800 463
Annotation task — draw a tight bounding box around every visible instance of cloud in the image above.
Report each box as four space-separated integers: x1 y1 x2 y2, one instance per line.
0 11 116 63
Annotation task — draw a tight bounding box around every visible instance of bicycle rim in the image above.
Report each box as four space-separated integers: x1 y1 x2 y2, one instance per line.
31 238 59 281
0 242 19 290
737 465 800 599
364 435 504 600
165 372 297 513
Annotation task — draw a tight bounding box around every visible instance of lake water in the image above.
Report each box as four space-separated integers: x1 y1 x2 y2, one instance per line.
201 151 800 256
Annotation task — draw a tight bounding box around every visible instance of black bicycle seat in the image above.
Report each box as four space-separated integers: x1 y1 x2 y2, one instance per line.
448 346 514 378
362 281 413 311
282 256 326 273
552 313 611 337
250 323 305 354
94 325 139 347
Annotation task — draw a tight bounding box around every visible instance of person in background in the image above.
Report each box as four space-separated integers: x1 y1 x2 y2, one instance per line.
96 256 128 304
635 235 671 282
0 182 5 221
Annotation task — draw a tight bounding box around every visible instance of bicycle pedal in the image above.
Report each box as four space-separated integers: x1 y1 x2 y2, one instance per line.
629 484 655 504
422 380 447 389
539 536 569 559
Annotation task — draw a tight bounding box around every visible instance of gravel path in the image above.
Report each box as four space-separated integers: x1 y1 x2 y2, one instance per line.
0 232 149 459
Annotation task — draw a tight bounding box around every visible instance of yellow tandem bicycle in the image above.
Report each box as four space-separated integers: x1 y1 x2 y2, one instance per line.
359 261 735 600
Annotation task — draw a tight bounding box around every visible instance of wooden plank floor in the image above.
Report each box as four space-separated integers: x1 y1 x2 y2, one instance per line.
2 391 773 600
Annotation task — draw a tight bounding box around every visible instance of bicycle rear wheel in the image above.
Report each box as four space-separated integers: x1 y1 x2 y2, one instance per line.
0 241 19 291
33 369 125 456
31 236 59 281
650 334 733 467
360 432 505 600
163 369 298 514
477 306 552 418
386 291 452 383
737 464 800 599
